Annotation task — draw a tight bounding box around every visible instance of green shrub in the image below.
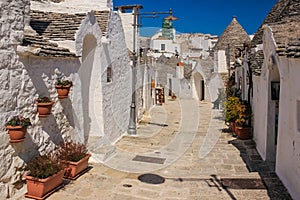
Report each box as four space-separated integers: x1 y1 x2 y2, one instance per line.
224 96 240 123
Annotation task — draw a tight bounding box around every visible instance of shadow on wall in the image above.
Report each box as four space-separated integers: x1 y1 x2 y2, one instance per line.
41 114 63 145
60 98 75 128
11 133 40 164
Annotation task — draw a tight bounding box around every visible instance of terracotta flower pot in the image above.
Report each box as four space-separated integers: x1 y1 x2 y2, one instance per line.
25 170 64 199
36 100 54 117
55 84 72 99
63 154 91 179
230 122 237 134
235 126 251 140
6 125 26 143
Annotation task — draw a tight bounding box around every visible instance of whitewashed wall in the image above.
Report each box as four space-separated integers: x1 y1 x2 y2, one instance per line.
118 12 134 52
101 12 131 142
214 50 227 73
252 26 300 199
276 56 300 200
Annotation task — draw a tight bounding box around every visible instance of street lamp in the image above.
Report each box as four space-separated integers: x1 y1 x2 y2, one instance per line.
115 5 175 135
118 5 143 135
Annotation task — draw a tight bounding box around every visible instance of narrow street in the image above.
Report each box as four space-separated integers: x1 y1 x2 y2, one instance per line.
39 98 292 200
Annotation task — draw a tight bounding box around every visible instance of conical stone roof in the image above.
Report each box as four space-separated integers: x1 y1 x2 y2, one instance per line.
213 17 251 62
251 0 289 45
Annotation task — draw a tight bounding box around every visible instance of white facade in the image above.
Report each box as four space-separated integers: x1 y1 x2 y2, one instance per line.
252 26 300 199
149 29 180 58
214 50 227 73
150 38 180 58
178 33 218 59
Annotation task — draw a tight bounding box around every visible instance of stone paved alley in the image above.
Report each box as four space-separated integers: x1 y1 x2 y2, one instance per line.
20 98 292 200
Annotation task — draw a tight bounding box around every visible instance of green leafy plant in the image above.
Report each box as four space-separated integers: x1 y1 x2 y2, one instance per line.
26 154 64 179
56 79 72 87
235 101 251 127
224 96 240 123
6 115 31 127
56 140 88 162
37 96 51 103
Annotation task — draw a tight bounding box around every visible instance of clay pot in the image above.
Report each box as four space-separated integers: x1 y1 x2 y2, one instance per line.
36 101 54 117
235 126 251 140
25 170 64 199
63 154 91 179
55 84 72 99
6 126 26 143
230 122 237 134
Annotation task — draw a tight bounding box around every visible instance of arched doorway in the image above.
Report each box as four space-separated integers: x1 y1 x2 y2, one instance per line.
266 62 280 170
194 72 205 101
79 34 103 142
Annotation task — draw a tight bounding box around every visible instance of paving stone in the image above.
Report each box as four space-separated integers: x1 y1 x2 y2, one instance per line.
38 99 292 200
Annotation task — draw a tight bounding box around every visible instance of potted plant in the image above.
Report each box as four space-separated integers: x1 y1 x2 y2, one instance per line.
24 154 64 199
56 140 90 179
224 96 240 133
5 115 31 143
235 101 252 140
171 93 177 100
36 96 54 117
55 79 73 99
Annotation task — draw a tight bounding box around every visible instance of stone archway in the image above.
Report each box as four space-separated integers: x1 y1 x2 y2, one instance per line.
194 72 205 101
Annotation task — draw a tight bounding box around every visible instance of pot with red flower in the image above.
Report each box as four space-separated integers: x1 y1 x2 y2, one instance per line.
5 115 31 143
36 96 54 117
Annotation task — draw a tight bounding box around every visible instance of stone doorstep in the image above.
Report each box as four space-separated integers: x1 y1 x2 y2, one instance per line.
87 136 116 163
89 145 116 163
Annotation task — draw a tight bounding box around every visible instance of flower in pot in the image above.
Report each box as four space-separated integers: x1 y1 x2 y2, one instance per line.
235 101 252 140
25 154 64 199
5 115 31 143
36 96 54 117
55 79 73 99
56 140 90 179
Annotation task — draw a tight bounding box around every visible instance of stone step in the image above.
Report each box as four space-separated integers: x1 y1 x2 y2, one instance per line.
87 136 116 163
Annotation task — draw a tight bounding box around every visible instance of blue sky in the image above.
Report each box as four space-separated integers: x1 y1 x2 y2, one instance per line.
114 0 278 36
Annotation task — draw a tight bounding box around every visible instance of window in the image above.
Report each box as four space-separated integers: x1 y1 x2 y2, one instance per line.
107 66 112 83
161 44 165 51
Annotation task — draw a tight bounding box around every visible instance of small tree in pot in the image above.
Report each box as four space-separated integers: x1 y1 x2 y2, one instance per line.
235 101 252 140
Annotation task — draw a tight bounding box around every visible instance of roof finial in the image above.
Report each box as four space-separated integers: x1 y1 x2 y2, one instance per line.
233 15 237 20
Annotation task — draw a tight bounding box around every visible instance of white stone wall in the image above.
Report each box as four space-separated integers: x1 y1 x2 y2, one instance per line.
276 56 300 200
102 12 131 142
151 39 180 56
118 12 134 52
252 26 300 199
214 50 227 73
0 3 131 198
74 11 131 143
